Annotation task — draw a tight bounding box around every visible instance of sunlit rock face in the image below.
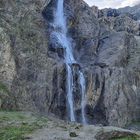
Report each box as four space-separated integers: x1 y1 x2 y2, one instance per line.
0 0 140 127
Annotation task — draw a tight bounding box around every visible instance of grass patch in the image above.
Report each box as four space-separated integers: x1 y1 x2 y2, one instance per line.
0 125 36 140
129 121 140 125
0 111 48 140
0 111 33 122
111 136 140 140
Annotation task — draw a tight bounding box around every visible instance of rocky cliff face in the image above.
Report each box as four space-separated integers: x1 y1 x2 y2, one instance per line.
90 4 140 127
118 4 140 20
0 0 140 127
42 0 140 126
0 0 53 111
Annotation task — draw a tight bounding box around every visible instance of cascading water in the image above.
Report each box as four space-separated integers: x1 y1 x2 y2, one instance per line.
53 0 76 122
52 0 87 124
79 72 87 124
67 65 75 121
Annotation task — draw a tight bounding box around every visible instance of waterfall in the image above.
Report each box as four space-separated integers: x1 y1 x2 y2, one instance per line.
53 0 76 122
52 0 87 123
79 72 87 124
67 65 75 121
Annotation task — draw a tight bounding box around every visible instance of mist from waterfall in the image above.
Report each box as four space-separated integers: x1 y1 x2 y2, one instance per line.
53 0 87 124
